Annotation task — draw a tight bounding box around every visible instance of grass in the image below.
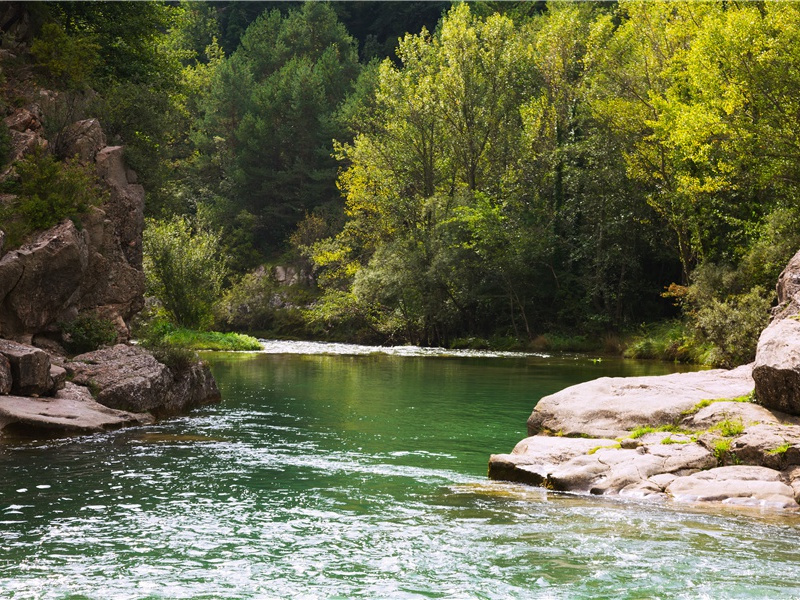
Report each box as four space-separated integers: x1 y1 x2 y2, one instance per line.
680 390 755 417
628 424 689 439
713 438 732 463
713 417 745 437
160 328 262 351
588 443 621 455
767 442 792 455
623 320 711 363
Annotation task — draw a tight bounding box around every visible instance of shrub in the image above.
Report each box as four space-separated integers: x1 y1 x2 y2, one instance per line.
0 148 105 247
143 216 229 329
60 313 118 354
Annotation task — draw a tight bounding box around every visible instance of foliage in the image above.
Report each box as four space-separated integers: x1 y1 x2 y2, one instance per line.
714 418 745 438
30 22 100 89
160 328 261 352
143 217 229 329
767 443 791 456
196 2 361 251
60 313 118 355
0 149 105 248
215 268 278 332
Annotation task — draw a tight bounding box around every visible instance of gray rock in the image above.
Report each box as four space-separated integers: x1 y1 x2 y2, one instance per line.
527 364 754 439
0 353 11 394
683 400 787 430
773 248 800 320
0 382 153 434
753 317 800 415
49 364 66 393
729 424 800 470
548 443 715 496
666 466 798 509
68 344 220 415
0 339 51 396
488 436 616 486
58 119 106 163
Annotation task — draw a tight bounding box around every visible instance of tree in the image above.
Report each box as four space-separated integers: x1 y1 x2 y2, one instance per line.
143 217 229 329
198 3 360 251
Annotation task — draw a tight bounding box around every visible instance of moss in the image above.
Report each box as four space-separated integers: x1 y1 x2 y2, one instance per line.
713 438 732 463
713 418 745 437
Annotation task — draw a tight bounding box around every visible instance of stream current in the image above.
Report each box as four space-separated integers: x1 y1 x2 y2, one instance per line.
2 341 800 599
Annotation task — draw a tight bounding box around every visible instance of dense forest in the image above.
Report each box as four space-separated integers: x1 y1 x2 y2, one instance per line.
2 1 800 366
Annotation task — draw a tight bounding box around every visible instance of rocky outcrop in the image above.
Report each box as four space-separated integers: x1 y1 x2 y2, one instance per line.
66 344 221 417
490 247 800 512
0 383 154 435
526 364 754 439
0 117 145 344
753 248 800 414
0 340 220 437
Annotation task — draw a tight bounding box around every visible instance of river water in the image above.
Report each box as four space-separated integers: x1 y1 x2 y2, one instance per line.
2 342 800 599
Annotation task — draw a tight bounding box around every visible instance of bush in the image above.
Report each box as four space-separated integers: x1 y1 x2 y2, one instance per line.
143 216 229 329
0 148 105 247
30 23 100 90
60 313 118 354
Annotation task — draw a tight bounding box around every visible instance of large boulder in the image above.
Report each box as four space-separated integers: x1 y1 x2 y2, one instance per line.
67 344 220 416
753 317 800 415
527 364 754 439
773 248 800 321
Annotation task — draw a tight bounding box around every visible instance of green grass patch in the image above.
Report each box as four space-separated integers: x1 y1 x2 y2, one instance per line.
623 320 711 364
588 443 621 455
160 329 262 351
713 438 732 463
767 442 791 455
629 424 690 439
713 418 745 437
680 391 755 417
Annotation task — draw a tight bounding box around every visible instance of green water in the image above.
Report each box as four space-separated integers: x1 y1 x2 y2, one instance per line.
2 347 800 599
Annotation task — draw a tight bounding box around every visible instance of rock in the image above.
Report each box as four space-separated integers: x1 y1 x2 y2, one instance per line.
0 382 153 434
0 339 51 396
683 400 788 430
548 443 715 496
67 344 220 415
773 248 800 321
59 119 107 163
527 364 754 439
49 364 66 393
0 354 11 394
0 221 89 334
488 436 617 486
0 229 4 255
729 424 800 470
666 466 797 509
753 317 800 415
3 108 39 133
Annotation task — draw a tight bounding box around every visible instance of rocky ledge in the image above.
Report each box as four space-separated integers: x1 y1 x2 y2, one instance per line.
0 341 220 438
490 248 800 512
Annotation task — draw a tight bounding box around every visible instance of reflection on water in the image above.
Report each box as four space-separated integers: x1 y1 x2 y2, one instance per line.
1 348 798 599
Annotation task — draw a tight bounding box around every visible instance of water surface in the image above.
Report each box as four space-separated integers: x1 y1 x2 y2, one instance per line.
1 344 799 599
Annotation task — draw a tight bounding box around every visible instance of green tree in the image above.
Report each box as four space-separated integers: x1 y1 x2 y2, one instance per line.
143 217 229 329
198 3 360 251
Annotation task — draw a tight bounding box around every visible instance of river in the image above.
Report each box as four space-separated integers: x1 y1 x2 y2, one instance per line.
2 342 800 599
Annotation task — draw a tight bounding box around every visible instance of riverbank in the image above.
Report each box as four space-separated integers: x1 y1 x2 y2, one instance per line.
490 248 800 512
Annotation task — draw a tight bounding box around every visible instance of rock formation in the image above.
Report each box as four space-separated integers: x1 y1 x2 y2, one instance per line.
0 114 145 344
0 101 221 438
490 249 800 512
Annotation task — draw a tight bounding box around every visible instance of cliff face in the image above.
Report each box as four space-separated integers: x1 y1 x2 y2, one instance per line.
0 114 145 345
